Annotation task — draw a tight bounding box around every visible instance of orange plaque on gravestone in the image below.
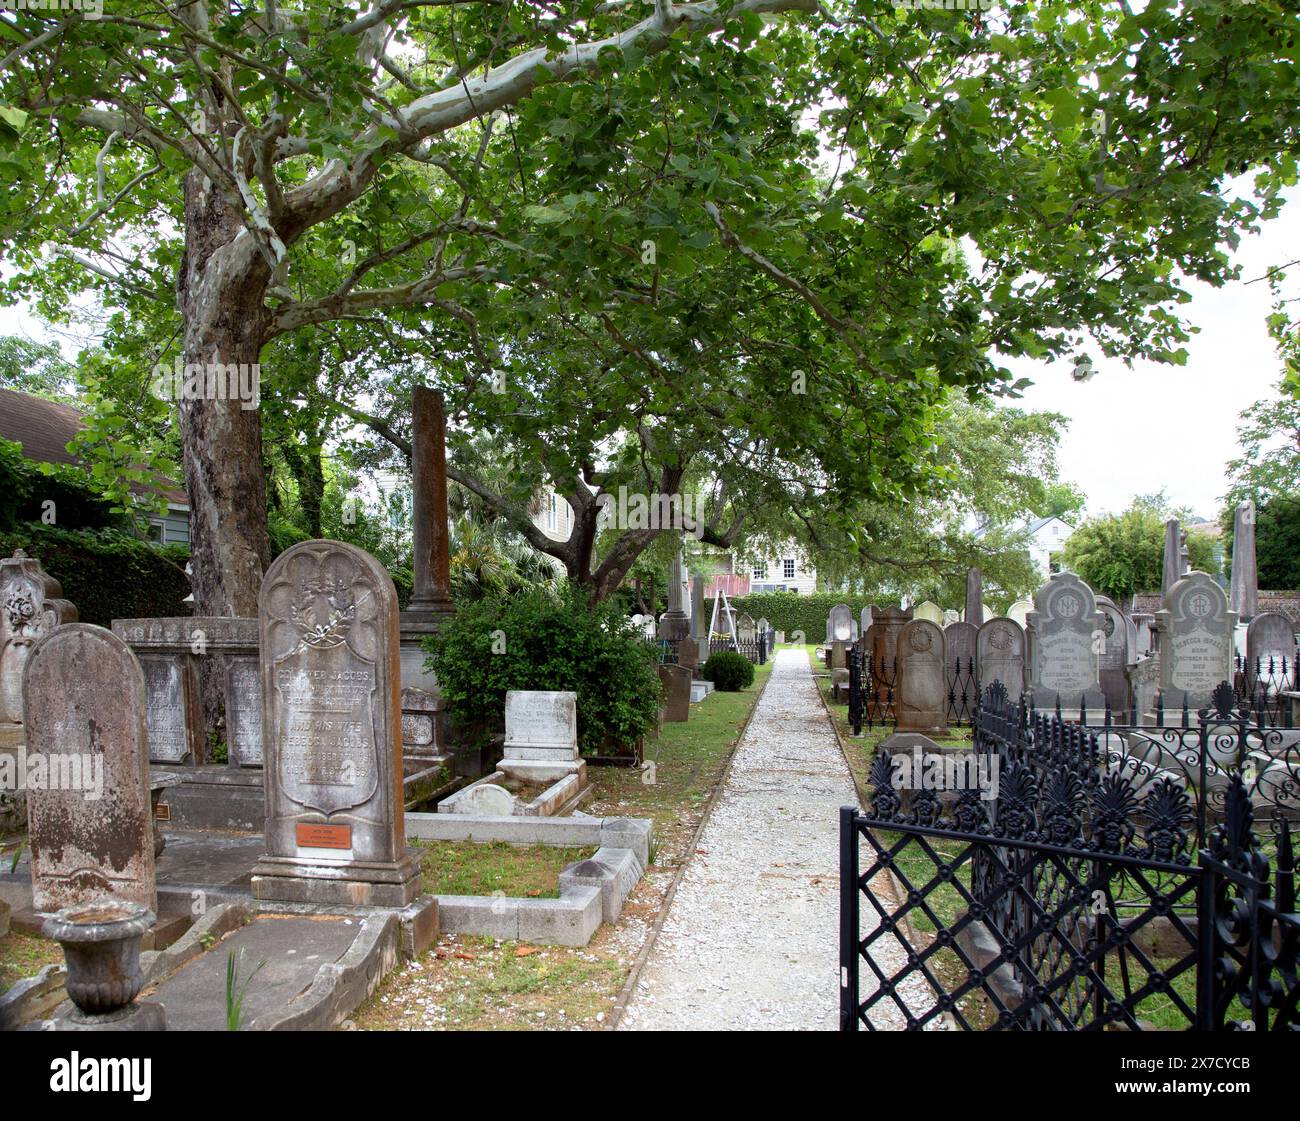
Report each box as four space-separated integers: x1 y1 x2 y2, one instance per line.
296 823 352 850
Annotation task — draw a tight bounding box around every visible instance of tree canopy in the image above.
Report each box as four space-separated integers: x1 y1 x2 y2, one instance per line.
2 0 1297 610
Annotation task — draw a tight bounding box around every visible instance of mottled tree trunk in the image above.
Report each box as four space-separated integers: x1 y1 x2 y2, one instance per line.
176 167 273 749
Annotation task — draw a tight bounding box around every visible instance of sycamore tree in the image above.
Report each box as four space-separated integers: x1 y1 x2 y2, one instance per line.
1 0 1297 618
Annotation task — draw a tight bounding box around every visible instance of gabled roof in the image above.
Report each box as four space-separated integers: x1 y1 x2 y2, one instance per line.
0 387 188 507
972 514 1074 540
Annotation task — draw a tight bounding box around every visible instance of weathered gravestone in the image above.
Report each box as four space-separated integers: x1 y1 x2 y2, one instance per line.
977 618 1025 696
860 606 877 643
1026 572 1104 716
964 568 984 627
1155 572 1237 716
1244 611 1294 702
457 782 516 816
828 604 853 643
1095 596 1136 714
251 540 422 907
1 549 77 734
400 686 447 763
895 620 946 735
944 621 978 717
23 624 155 913
1006 599 1033 628
870 606 912 665
943 609 960 627
736 613 756 643
913 600 945 626
658 663 692 723
498 690 584 782
113 617 259 765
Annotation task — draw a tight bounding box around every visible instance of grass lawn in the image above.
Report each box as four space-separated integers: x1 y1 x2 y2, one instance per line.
0 927 62 995
354 657 776 1031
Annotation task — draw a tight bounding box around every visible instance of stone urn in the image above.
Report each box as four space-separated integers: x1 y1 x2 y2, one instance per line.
43 900 154 1018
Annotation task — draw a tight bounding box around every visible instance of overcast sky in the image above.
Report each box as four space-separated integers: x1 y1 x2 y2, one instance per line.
998 184 1297 522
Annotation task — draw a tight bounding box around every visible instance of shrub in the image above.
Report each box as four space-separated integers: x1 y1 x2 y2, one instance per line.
423 585 662 754
701 650 754 691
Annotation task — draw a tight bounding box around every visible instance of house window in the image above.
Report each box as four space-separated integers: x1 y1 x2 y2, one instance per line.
146 520 165 544
547 493 557 531
753 562 767 580
783 558 796 580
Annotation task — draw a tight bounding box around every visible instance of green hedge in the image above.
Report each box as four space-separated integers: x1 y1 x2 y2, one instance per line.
727 592 889 641
0 437 125 532
0 524 190 626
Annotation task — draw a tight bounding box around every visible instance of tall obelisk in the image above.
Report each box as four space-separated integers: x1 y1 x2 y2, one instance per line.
400 386 456 689
1229 499 1258 620
1161 519 1182 597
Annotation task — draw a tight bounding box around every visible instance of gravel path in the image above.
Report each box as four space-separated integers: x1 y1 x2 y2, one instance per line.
618 648 925 1031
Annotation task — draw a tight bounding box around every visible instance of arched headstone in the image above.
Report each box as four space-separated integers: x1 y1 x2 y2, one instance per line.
1245 612 1296 700
252 539 421 907
1095 596 1135 713
1006 599 1033 628
978 618 1025 696
1156 572 1236 715
1026 572 1104 716
913 600 945 626
828 604 852 643
23 624 154 912
895 620 946 734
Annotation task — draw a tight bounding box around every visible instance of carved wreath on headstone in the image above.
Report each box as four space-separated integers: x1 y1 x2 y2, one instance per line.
3 589 37 635
289 575 364 651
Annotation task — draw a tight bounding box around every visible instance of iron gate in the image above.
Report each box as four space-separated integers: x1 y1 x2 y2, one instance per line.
839 683 1300 1030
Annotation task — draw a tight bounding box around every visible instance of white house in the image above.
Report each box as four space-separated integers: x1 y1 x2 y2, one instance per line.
701 545 817 597
972 514 1075 578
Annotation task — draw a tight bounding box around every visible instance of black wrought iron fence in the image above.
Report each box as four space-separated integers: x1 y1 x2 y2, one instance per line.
708 633 768 665
946 657 979 726
840 682 1300 1031
1233 652 1297 727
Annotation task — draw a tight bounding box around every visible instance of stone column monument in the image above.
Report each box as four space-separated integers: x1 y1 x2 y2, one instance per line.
659 548 695 672
1229 499 1258 621
399 386 456 690
1162 519 1182 597
964 568 984 627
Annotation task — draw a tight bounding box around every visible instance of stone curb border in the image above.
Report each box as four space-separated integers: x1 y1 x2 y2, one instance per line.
0 961 65 1030
142 899 254 987
605 658 777 1031
249 913 399 1031
435 845 644 947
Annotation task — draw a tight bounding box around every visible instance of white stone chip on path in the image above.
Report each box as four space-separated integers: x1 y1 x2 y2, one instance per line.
618 648 930 1031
